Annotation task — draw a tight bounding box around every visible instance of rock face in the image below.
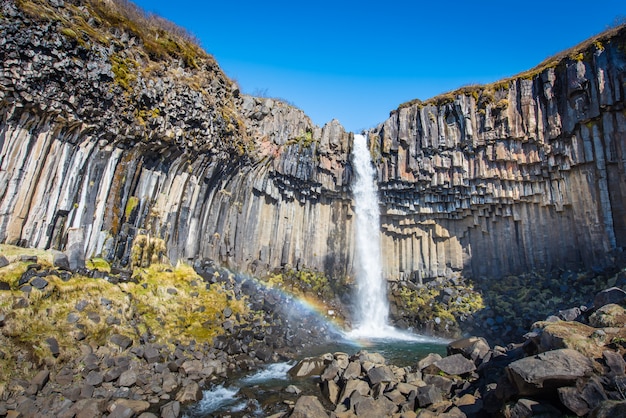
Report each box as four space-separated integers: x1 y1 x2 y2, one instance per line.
370 29 626 281
0 1 625 288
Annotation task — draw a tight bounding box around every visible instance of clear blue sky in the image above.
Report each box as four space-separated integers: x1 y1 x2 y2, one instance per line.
132 0 626 132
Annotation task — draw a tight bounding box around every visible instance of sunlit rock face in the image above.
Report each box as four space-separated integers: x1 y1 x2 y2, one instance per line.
370 29 626 281
0 1 625 284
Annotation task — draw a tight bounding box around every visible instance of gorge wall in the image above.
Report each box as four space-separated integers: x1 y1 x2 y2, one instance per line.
0 0 625 288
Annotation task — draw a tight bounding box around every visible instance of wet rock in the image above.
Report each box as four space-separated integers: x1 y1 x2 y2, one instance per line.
506 349 594 396
290 395 329 418
285 385 302 395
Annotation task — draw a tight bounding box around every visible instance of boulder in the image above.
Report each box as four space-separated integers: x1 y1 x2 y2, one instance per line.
416 384 442 407
160 400 181 418
108 399 150 416
288 356 327 378
417 353 442 370
589 304 626 328
447 336 490 363
321 379 340 405
0 255 9 268
367 365 396 385
338 379 370 406
505 398 563 418
590 400 626 418
594 288 626 308
506 349 594 396
175 381 202 403
430 354 476 376
290 396 329 418
52 250 70 270
558 386 591 416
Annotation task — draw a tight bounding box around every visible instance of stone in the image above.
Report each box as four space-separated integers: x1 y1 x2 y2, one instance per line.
160 400 181 418
30 370 50 392
285 384 302 395
338 379 370 406
506 349 594 396
109 334 133 350
30 276 48 290
343 361 362 380
594 288 626 309
0 255 9 267
603 350 626 376
66 228 86 271
430 354 476 376
447 336 490 363
589 304 626 328
416 385 442 407
506 398 563 418
321 379 340 405
590 400 626 418
367 365 396 385
143 345 161 363
118 370 137 387
46 337 60 357
52 250 71 270
85 370 104 387
108 399 150 415
175 381 202 402
354 396 398 417
417 353 442 370
288 356 327 378
290 396 329 418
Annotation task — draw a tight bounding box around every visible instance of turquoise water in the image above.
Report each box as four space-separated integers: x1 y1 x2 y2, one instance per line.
183 334 448 417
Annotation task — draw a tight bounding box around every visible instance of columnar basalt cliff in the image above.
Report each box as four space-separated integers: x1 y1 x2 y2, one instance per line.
0 0 625 294
371 32 626 282
0 0 355 280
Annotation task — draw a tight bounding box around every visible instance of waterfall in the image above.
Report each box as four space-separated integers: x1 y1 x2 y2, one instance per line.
349 133 391 337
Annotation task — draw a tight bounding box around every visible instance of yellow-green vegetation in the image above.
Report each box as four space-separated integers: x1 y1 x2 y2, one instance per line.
265 268 334 300
130 234 166 268
136 107 160 125
286 130 315 148
127 263 247 344
0 245 247 388
85 257 110 272
16 0 206 68
394 282 484 333
110 53 137 92
124 196 140 220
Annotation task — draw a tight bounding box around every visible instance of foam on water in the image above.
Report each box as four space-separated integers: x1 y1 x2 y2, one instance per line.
240 361 293 384
183 385 242 416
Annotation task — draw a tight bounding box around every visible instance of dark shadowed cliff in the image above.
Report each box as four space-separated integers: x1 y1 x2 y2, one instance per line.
1 0 625 294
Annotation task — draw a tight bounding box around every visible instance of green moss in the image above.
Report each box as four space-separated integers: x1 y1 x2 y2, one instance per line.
110 54 137 92
86 258 110 273
125 196 139 220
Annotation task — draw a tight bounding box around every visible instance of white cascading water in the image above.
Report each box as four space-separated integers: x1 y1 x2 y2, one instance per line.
348 133 393 338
